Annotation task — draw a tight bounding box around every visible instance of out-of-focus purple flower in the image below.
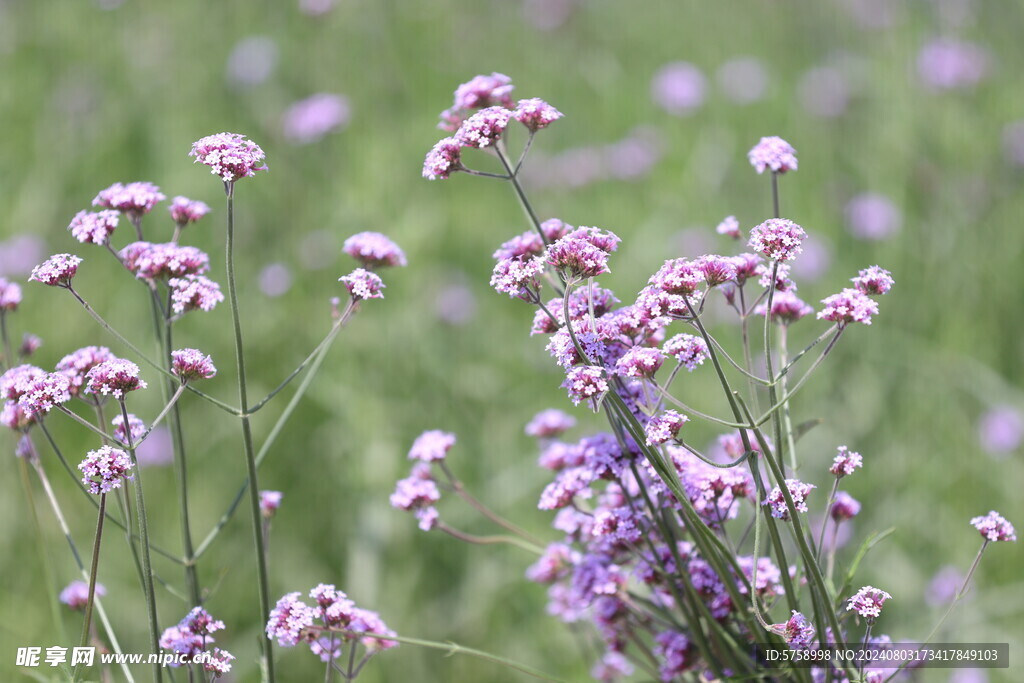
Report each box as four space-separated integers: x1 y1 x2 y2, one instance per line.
539 466 595 510
925 565 964 607
204 649 234 677
773 611 816 649
259 263 292 298
513 98 563 132
136 426 173 467
845 193 901 240
226 36 278 87
171 348 217 382
260 490 283 518
348 608 399 652
1 364 44 401
663 334 708 371
79 445 134 494
20 333 41 358
190 132 268 184
299 0 335 17
86 359 147 399
970 511 1016 543
0 235 47 278
435 281 476 326
748 136 798 174
818 288 879 326
755 290 814 325
799 66 851 118
283 93 351 144
16 372 70 416
408 430 455 463
339 268 384 301
716 215 742 240
422 137 463 180
1003 121 1024 167
748 218 806 262
605 128 661 180
830 446 863 477
60 580 105 610
645 410 688 446
120 242 210 281
918 38 989 91
169 197 210 227
789 237 831 282
847 585 892 620
651 62 706 115
266 592 316 647
978 406 1023 455
764 479 815 520
852 266 894 296
0 277 22 311
615 346 664 379
112 413 145 447
169 275 224 315
57 346 116 397
29 253 82 287
68 210 120 245
831 491 861 521
453 72 514 112
717 57 769 105
525 409 576 438
93 182 166 218
654 630 694 680
309 637 342 662
526 543 576 584
454 106 513 149
562 366 609 407
343 232 407 269
390 467 441 531
591 650 634 682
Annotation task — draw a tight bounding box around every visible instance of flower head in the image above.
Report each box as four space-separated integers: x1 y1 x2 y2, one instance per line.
79 446 134 494
422 137 463 180
818 288 879 326
645 410 688 446
204 649 234 678
169 275 224 315
748 219 806 262
716 216 742 240
408 430 456 463
562 366 609 407
260 490 283 518
112 413 145 446
663 334 709 371
763 479 815 520
830 446 863 477
525 409 576 438
339 268 385 300
68 210 120 245
970 511 1016 543
189 132 268 184
120 242 210 280
831 491 861 521
17 372 71 415
452 72 514 111
390 468 441 530
454 106 513 149
755 290 813 324
847 586 892 620
696 254 737 287
748 136 798 174
649 258 703 296
490 256 545 298
852 266 894 296
772 611 815 649
266 592 316 647
171 348 217 382
342 232 407 268
29 253 82 287
0 278 22 311
20 333 42 357
86 359 147 399
283 93 350 144
545 237 611 279
93 182 166 216
513 98 564 132
615 346 664 379
60 581 106 610
169 197 211 227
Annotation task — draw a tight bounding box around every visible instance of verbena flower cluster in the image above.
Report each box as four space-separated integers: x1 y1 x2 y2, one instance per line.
159 607 234 677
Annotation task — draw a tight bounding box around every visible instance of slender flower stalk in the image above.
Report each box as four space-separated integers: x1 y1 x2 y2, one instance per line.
72 492 106 682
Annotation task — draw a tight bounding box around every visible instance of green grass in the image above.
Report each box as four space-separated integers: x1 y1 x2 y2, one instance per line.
1 1 1022 681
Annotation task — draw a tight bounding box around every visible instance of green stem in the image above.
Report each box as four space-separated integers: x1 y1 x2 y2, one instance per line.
73 493 106 682
494 145 547 248
777 323 799 473
437 523 544 554
18 451 67 646
224 186 276 683
816 478 840 562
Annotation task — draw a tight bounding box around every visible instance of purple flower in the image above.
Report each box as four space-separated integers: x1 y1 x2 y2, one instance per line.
112 413 145 446
169 275 224 315
204 649 234 677
852 266 894 296
564 226 621 253
452 72 514 112
591 651 634 682
847 585 892 620
756 261 795 292
390 466 441 529
454 106 513 149
60 580 106 610
545 237 611 279
830 446 863 477
773 611 815 649
845 193 900 240
342 232 407 268
79 445 134 494
339 268 384 300
422 137 463 180
748 218 806 262
259 263 292 297
168 197 211 227
348 608 399 652
817 288 879 326
512 98 563 132
716 215 742 240
729 253 763 285
615 346 664 379
831 491 861 521
171 348 217 382
68 210 120 245
651 62 706 115
654 630 694 680
918 38 989 91
663 334 708 371
283 93 350 144
539 466 594 510
0 277 22 311
978 406 1023 455
649 258 703 296
266 592 316 647
92 182 166 217
260 490 283 518
408 430 456 463
755 290 814 324
490 256 545 298
29 253 82 287
309 637 342 662
645 410 688 446
120 242 210 280
526 543 576 584
20 333 41 357
970 511 1016 543
525 409 576 438
748 136 798 174
763 479 815 520
190 132 268 184
1 364 44 401
697 254 737 286
561 366 609 407
16 372 71 415
85 359 147 399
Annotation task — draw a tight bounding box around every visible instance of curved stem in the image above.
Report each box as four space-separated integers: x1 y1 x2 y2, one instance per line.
437 462 543 545
437 522 544 554
73 494 106 682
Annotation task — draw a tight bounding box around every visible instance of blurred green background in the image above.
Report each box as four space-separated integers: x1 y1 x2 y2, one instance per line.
1 0 1022 681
